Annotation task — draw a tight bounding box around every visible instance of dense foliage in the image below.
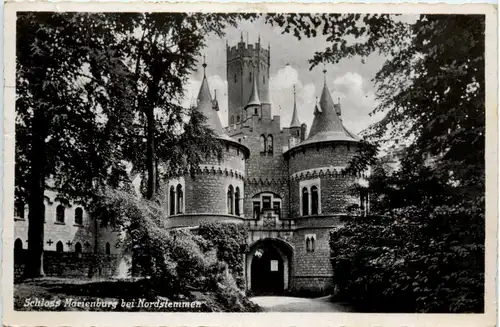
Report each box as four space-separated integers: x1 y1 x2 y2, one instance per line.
266 14 486 312
94 189 256 311
198 222 248 289
16 12 241 277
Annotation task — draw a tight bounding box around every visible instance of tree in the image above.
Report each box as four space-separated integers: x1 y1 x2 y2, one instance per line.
17 12 139 277
266 14 484 192
114 13 247 200
265 13 485 312
16 12 248 277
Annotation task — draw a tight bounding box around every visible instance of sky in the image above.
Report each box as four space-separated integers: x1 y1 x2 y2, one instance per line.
182 17 388 135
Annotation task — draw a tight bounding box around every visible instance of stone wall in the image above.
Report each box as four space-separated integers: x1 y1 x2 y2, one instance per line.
185 174 244 215
201 142 246 173
229 118 289 181
14 250 126 280
243 181 290 220
289 174 359 217
288 142 358 175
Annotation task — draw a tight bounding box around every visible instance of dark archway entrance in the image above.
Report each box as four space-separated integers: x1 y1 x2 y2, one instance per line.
247 238 293 295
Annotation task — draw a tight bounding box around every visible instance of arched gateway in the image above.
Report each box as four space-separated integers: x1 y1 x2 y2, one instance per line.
246 238 293 295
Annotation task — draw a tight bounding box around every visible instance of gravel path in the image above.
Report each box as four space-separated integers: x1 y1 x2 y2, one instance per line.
250 296 351 312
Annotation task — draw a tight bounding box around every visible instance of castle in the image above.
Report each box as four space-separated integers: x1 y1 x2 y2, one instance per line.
13 37 369 294
165 38 369 294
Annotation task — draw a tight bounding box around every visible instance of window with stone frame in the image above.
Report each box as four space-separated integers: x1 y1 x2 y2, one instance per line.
299 179 321 217
267 135 273 154
176 184 184 214
169 186 175 215
74 207 83 225
56 205 65 224
235 187 241 216
227 185 234 215
305 234 316 253
75 242 82 256
311 186 319 215
302 187 309 216
260 135 267 154
262 196 271 210
56 241 64 253
253 202 261 219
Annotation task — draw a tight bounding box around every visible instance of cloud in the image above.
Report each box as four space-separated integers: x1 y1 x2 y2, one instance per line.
182 69 380 137
269 65 317 131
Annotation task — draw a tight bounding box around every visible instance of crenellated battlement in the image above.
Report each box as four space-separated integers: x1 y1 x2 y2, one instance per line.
227 41 269 63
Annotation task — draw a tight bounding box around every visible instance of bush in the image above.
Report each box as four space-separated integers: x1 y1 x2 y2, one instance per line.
197 222 248 289
95 189 254 311
330 205 484 313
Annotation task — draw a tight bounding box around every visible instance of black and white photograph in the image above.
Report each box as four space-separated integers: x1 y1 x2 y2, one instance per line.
2 3 497 326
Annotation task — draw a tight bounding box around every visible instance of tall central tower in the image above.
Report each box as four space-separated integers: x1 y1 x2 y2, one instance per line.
226 35 270 124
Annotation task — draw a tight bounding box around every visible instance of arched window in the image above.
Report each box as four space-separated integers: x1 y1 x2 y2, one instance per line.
302 187 309 216
14 238 23 255
227 185 234 215
230 115 235 125
306 237 311 252
234 74 237 83
75 242 82 253
235 187 240 216
254 108 258 116
311 237 316 252
105 242 111 255
56 241 64 253
56 205 65 223
169 186 175 215
176 184 183 214
74 207 83 225
311 186 319 215
260 135 267 153
236 115 240 123
249 72 252 82
15 201 25 219
263 75 265 84
267 135 273 154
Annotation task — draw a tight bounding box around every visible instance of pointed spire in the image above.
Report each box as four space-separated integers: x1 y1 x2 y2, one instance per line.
258 34 261 44
290 85 300 128
202 54 207 75
245 68 261 108
322 64 327 84
196 58 225 136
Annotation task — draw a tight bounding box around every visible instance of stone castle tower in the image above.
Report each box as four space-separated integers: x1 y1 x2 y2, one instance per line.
161 38 370 295
12 37 369 291
226 34 271 125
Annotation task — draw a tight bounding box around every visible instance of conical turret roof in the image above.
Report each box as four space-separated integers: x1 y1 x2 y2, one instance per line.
245 73 261 108
289 86 301 128
293 72 360 148
196 62 232 142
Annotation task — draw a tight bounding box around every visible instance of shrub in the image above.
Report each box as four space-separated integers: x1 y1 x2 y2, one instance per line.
330 205 484 313
94 189 254 311
197 222 248 289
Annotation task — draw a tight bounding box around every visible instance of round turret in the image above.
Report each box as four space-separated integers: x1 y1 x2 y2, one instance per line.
165 60 249 229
